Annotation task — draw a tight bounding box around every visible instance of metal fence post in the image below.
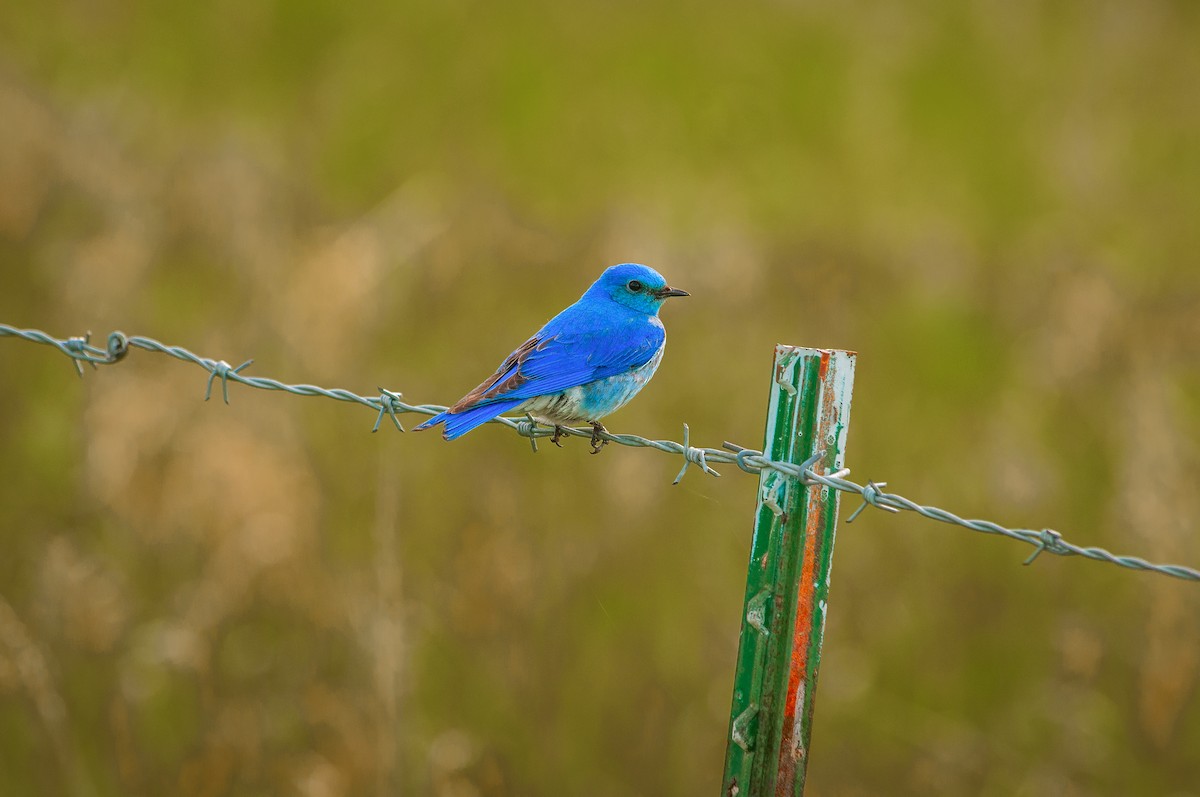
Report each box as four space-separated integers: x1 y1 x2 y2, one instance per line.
722 345 856 796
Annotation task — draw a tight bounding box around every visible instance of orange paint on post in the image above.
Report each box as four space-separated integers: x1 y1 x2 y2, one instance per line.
778 372 845 794
776 468 827 792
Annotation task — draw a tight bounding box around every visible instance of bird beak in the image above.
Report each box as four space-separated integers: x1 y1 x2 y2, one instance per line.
653 286 690 299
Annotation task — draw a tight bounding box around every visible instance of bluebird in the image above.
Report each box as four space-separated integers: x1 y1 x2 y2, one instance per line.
415 263 688 452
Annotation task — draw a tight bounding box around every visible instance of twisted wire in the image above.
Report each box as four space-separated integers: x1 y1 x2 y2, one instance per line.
3 323 1197 583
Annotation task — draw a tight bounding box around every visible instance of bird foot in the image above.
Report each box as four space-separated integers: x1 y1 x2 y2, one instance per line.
589 422 609 455
550 425 567 448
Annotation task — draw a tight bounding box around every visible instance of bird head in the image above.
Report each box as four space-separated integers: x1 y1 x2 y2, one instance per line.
585 263 689 315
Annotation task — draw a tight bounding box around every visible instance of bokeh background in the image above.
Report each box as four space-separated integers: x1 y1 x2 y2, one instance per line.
2 2 1199 795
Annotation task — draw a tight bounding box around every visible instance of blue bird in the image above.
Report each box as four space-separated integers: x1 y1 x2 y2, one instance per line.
415 263 688 452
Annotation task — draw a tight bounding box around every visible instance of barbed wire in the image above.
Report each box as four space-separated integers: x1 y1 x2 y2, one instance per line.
3 323 1198 583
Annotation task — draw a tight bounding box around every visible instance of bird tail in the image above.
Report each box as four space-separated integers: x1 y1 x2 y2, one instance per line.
413 398 524 440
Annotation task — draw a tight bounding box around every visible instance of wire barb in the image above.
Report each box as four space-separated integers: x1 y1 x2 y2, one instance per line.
3 323 1199 583
65 331 97 377
515 414 544 453
1023 529 1066 566
846 480 899 523
674 423 721 484
204 358 254 404
373 388 406 433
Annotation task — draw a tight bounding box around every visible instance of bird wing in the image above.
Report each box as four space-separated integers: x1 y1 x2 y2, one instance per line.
448 317 664 412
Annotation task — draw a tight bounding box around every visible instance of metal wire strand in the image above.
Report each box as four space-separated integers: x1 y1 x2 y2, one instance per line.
3 323 1198 583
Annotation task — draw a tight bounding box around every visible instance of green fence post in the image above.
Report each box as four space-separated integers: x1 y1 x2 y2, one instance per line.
722 345 856 796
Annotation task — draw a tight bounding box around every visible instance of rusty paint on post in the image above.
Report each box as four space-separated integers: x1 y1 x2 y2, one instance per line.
721 346 856 797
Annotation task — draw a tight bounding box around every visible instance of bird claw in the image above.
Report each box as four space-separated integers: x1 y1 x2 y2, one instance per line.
551 425 567 447
590 422 609 455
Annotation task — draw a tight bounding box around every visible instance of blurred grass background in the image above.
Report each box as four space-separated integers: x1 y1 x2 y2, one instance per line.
1 1 1199 795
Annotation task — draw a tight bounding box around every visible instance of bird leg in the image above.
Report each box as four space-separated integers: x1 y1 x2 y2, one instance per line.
589 421 609 454
550 425 567 448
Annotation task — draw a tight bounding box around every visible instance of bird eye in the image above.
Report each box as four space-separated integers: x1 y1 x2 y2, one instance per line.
627 280 643 293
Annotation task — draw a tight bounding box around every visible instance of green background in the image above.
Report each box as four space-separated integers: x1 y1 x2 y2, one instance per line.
2 2 1199 795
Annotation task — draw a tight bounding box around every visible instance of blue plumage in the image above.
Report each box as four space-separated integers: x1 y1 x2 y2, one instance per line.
415 264 688 450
